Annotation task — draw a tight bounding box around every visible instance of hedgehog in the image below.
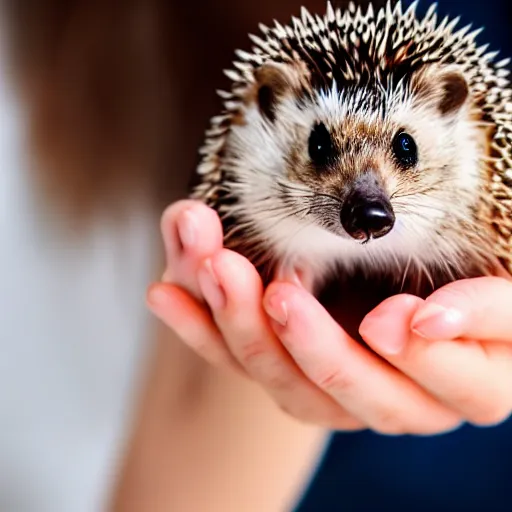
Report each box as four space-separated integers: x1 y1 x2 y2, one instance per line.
191 0 512 296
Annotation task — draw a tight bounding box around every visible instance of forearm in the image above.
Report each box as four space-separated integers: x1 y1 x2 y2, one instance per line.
109 322 329 512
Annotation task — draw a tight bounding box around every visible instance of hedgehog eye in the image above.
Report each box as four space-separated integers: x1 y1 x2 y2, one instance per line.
392 132 418 168
308 122 334 167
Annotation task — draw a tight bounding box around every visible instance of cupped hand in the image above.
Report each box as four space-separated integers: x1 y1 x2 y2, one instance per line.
360 276 512 427
147 199 512 434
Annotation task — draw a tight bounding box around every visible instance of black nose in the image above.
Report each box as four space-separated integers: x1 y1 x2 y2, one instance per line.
340 194 395 241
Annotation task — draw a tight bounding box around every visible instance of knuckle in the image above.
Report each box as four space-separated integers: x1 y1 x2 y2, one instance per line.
315 367 354 394
238 341 295 393
237 339 268 367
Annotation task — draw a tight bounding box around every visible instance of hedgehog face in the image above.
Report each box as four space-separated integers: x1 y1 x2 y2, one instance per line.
283 65 480 245
225 61 484 273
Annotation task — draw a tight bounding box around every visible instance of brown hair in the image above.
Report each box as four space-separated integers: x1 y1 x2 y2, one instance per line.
4 0 380 220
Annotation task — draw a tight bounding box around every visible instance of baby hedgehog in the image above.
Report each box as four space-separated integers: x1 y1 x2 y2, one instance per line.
191 1 512 293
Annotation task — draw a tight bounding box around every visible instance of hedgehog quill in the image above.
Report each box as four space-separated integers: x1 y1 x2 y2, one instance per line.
191 1 512 295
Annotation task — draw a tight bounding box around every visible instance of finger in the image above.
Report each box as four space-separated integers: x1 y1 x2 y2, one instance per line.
361 294 512 426
198 250 364 430
409 276 512 343
265 283 459 434
262 284 461 435
146 282 242 372
160 199 224 297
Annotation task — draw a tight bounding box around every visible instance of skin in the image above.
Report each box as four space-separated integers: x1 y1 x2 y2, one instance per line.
147 198 512 435
109 319 328 512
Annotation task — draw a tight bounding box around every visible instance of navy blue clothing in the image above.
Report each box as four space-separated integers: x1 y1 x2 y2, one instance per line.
297 422 512 511
295 2 512 510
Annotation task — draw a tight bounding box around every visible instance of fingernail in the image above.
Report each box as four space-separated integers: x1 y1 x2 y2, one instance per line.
411 303 464 340
359 314 406 355
177 209 197 249
264 294 288 327
359 296 422 355
198 259 226 310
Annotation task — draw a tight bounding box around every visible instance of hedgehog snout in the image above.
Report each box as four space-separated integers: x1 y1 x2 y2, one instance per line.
339 174 395 242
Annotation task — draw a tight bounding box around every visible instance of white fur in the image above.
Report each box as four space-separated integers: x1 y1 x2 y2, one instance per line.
225 80 485 289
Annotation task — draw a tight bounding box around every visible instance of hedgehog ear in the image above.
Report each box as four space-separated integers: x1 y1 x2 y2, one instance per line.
436 70 469 116
413 66 469 117
253 62 303 122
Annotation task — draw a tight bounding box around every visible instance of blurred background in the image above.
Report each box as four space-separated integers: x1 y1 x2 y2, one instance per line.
0 1 333 510
1 1 512 511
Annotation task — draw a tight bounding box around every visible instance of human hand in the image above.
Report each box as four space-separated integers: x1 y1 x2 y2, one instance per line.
147 199 512 434
360 275 512 428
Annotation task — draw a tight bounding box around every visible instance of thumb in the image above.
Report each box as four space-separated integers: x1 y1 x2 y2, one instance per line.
410 276 512 342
